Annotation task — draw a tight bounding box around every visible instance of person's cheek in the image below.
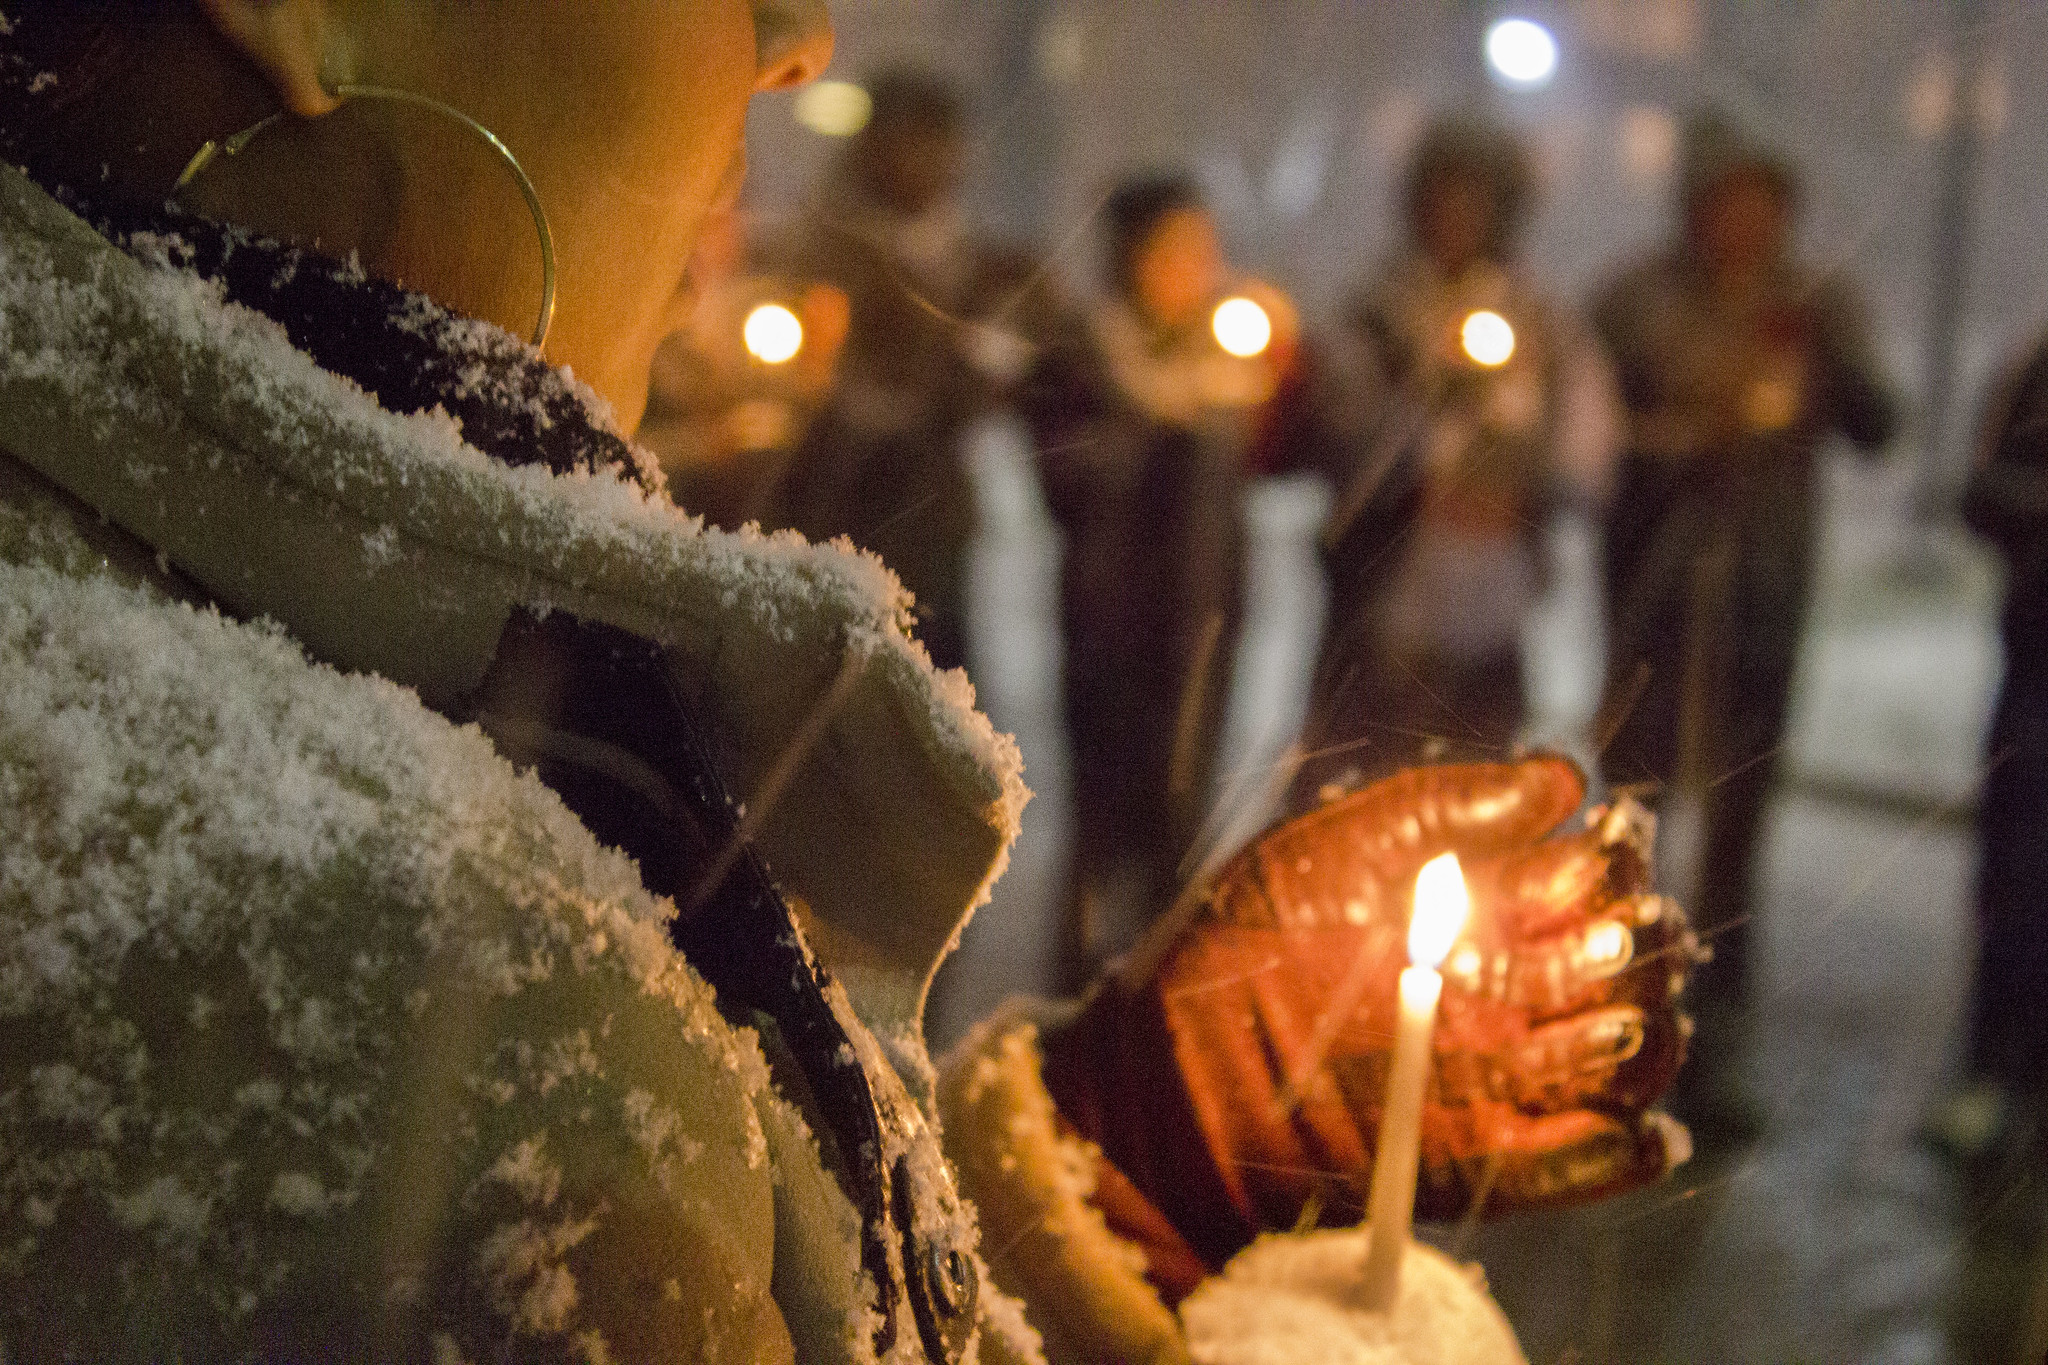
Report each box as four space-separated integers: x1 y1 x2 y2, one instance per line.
551 6 757 423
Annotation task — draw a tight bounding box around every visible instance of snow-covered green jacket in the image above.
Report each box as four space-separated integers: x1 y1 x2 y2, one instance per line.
0 162 1039 1365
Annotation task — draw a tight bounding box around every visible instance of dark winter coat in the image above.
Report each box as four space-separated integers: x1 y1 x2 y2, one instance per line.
1301 253 1620 781
1962 329 2048 1089
1968 335 2048 669
1020 294 1317 893
1590 253 1898 794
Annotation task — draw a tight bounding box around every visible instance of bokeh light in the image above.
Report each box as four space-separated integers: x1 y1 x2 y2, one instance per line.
743 303 805 365
1618 104 1679 182
1485 18 1559 89
1212 296 1273 358
793 81 873 137
1461 309 1517 367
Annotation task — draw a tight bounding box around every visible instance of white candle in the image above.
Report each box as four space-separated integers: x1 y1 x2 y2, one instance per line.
1360 851 1471 1312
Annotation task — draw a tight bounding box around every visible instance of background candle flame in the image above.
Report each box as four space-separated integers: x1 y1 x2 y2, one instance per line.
1409 852 1472 968
1460 309 1516 367
743 302 804 364
1212 296 1273 358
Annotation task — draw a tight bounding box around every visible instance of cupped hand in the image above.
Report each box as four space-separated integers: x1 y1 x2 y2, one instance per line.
1148 756 1700 1228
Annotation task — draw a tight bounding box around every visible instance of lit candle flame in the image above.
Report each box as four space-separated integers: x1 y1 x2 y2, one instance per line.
1409 852 1471 969
1460 309 1516 367
744 302 804 365
1212 296 1273 358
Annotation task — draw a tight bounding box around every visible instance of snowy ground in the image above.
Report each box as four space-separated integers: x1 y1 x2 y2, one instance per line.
929 422 2048 1363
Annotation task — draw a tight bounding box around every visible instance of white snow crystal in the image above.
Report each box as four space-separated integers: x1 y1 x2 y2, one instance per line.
483 1136 564 1209
109 1175 211 1241
477 1212 598 1334
360 521 401 564
267 1171 333 1217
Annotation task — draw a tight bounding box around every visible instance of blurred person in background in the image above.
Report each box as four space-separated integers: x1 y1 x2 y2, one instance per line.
762 67 1035 672
1298 114 1622 798
1018 172 1337 990
1931 326 2048 1162
637 204 851 530
1591 114 1900 1141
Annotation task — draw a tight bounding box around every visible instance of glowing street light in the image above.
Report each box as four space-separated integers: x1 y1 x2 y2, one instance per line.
1212 296 1273 358
743 303 804 365
1460 309 1516 367
1485 18 1559 89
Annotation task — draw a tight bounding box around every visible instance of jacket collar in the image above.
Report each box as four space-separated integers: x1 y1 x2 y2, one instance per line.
65 185 662 492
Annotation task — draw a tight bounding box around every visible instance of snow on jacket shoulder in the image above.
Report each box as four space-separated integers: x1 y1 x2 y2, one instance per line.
0 505 798 1360
0 163 1040 1365
0 163 1027 1047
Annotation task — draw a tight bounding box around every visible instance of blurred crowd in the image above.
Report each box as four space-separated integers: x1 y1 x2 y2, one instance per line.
639 70 2045 1164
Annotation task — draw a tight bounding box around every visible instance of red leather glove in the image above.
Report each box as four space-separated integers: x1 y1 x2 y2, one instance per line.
1042 757 1700 1272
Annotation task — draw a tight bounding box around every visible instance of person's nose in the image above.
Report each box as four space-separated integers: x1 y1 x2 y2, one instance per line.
753 0 834 91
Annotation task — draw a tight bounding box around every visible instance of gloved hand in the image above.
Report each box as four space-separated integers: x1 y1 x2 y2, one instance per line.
1046 757 1699 1262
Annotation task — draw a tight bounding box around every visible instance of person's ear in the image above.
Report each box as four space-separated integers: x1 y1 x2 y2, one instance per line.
752 0 834 92
193 0 342 117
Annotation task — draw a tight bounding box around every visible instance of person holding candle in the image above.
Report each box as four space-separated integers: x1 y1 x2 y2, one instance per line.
0 8 1695 1364
636 204 853 531
1018 173 1336 994
1299 115 1622 796
757 68 1035 675
938 755 1702 1365
1591 114 1900 1144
